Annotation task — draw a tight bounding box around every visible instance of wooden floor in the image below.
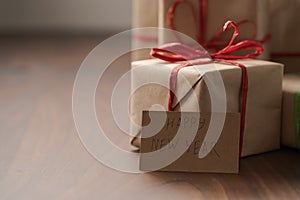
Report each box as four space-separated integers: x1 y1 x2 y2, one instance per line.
1 35 300 200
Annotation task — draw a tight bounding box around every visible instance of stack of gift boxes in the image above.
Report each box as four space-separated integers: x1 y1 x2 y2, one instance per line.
130 0 300 173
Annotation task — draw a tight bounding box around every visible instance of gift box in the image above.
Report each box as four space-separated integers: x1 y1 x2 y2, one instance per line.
130 58 283 157
282 74 300 148
131 0 159 61
158 0 270 59
269 0 300 73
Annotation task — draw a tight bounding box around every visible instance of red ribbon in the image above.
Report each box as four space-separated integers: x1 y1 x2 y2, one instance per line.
150 21 263 156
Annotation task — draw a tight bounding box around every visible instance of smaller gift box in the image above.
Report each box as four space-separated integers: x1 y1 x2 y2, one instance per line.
130 21 283 173
130 58 283 157
282 74 300 148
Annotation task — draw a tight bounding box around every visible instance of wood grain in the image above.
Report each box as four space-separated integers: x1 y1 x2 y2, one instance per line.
0 35 300 200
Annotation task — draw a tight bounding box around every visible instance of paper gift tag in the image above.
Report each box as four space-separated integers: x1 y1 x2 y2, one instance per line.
140 111 240 173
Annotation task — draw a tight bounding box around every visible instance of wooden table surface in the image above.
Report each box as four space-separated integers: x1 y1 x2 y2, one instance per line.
1 35 300 200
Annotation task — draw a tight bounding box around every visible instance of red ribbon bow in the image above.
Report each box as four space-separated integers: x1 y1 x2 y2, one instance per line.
150 21 264 156
152 21 263 62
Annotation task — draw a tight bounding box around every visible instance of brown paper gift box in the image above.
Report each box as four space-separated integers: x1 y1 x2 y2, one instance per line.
282 74 300 148
269 0 300 73
132 0 159 61
130 59 283 157
158 0 270 59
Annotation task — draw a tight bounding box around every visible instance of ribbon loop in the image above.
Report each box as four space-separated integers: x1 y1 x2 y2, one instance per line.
151 43 209 62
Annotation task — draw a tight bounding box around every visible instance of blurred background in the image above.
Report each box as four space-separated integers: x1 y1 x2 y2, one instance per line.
0 0 132 34
0 3 134 198
0 0 134 159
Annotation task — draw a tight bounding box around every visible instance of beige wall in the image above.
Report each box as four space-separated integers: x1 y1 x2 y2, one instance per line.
0 0 132 32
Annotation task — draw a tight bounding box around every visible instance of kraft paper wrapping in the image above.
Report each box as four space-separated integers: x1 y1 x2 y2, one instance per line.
282 74 300 148
130 59 283 157
269 0 300 73
132 0 159 61
158 0 270 59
